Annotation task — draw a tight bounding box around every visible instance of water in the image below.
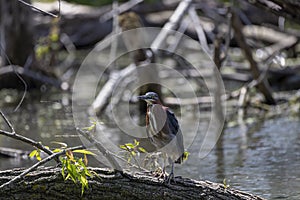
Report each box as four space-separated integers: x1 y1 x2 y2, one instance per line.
0 90 299 200
178 116 300 200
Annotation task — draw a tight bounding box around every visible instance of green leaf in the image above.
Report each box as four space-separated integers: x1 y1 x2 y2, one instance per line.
36 152 42 161
73 149 96 156
80 175 88 186
53 148 62 153
65 173 71 181
119 145 127 150
138 147 147 153
82 123 96 131
125 143 134 149
134 139 139 146
29 150 37 158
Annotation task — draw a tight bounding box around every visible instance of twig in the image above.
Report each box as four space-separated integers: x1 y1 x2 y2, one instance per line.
76 128 122 171
76 128 149 172
188 6 209 53
0 110 15 133
100 0 144 22
0 43 27 112
18 0 59 18
91 64 136 115
167 17 190 53
222 11 232 63
0 145 84 189
242 25 297 62
151 0 192 52
109 0 120 68
0 110 54 158
123 145 142 170
213 11 232 69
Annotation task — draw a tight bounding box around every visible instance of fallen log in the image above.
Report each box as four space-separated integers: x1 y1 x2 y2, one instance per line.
0 166 264 200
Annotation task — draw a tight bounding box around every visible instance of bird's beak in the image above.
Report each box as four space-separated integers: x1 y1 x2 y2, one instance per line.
137 95 147 100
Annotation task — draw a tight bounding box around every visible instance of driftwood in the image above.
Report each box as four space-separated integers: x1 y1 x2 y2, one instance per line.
91 0 192 115
0 166 265 200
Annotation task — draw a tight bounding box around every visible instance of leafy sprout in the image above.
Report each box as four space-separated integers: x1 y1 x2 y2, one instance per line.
29 143 50 161
60 149 96 195
223 178 230 189
29 141 96 195
119 139 147 162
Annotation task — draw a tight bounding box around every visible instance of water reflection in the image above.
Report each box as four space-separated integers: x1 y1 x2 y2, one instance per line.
0 91 299 200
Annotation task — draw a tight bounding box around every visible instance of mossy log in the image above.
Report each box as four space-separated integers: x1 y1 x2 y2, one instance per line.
0 166 264 200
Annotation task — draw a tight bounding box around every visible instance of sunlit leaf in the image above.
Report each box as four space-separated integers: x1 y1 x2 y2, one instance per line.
73 149 96 156
80 175 88 186
134 139 139 146
138 147 147 153
125 143 134 149
29 150 37 158
36 152 42 161
82 123 96 131
53 148 62 153
119 145 127 150
84 154 88 166
51 141 68 148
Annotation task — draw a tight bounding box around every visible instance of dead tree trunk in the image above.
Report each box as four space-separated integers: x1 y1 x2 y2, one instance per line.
0 166 264 200
231 10 276 105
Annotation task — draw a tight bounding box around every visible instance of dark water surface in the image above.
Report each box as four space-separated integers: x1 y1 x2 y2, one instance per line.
0 91 299 200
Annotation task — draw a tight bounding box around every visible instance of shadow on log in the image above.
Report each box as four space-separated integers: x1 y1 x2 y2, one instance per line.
0 166 264 200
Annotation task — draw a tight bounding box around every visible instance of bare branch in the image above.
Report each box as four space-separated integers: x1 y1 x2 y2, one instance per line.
18 0 59 18
188 6 209 53
0 111 55 158
76 128 122 171
0 110 15 133
76 128 149 172
100 0 144 22
231 9 276 105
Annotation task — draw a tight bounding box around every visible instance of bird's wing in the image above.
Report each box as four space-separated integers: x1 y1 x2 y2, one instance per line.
166 109 179 135
166 109 185 163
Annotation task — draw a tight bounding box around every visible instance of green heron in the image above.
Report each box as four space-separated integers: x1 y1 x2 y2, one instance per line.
138 92 184 182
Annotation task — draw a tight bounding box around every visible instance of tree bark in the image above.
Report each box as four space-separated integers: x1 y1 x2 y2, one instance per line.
0 166 264 200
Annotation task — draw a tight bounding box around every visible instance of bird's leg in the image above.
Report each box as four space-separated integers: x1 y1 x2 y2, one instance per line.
166 162 176 184
162 156 167 181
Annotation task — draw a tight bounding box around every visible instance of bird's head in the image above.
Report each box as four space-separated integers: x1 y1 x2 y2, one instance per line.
137 92 160 105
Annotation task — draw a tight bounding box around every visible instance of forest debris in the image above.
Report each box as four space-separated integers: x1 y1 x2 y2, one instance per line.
231 10 276 105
